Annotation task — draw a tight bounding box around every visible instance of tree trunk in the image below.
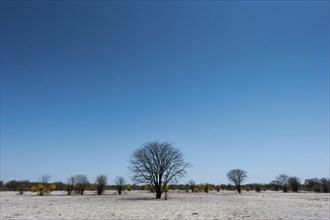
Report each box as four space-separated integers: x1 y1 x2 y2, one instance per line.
155 189 162 199
237 185 241 193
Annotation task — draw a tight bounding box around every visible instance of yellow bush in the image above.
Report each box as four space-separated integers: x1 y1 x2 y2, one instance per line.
162 184 169 193
126 185 133 191
31 184 56 196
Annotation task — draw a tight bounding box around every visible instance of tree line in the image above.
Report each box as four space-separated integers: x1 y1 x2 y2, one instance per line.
1 141 329 198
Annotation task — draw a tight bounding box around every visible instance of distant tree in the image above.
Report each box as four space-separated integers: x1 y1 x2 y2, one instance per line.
215 185 221 192
188 180 196 192
5 180 20 191
270 180 281 191
227 169 248 193
39 174 51 184
129 141 191 199
319 178 330 193
288 176 300 192
67 176 76 195
0 181 3 191
75 175 89 195
305 178 319 192
114 176 126 195
96 174 108 195
276 174 289 193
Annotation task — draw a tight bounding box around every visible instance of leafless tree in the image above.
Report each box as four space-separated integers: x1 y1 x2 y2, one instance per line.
96 174 108 195
227 169 247 193
67 176 76 195
288 176 300 192
276 174 289 192
188 180 196 192
40 174 51 184
114 176 126 195
75 175 89 195
129 141 191 199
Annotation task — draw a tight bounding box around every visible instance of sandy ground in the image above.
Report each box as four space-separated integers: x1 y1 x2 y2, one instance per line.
1 190 329 219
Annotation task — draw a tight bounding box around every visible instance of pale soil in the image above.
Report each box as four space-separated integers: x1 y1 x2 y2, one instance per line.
1 190 329 219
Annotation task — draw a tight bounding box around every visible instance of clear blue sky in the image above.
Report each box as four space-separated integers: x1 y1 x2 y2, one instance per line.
1 0 329 185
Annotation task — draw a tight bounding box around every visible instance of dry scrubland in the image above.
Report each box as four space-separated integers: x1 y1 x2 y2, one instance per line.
1 190 329 220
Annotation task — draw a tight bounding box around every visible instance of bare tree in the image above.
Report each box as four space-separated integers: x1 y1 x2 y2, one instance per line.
75 175 89 195
288 176 300 192
67 176 76 195
40 174 51 184
188 180 196 192
276 174 289 192
96 174 108 195
227 169 247 193
114 176 126 195
129 141 191 199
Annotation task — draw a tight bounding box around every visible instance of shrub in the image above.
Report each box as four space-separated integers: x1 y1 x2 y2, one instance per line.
126 184 133 191
31 184 56 196
193 187 199 193
254 184 262 193
163 184 169 200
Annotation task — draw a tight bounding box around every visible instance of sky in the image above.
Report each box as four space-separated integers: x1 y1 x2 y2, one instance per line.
0 0 329 185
